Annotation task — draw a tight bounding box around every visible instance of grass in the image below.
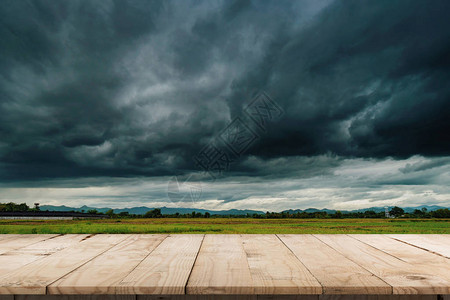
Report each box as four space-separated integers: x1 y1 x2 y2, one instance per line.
0 218 449 234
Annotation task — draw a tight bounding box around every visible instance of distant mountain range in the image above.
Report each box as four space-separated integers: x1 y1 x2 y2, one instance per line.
39 205 264 215
282 205 448 215
39 204 448 215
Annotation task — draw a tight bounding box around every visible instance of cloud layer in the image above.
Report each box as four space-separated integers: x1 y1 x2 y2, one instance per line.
0 0 449 208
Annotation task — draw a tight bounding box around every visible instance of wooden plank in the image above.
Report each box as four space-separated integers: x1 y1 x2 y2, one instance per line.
387 235 450 258
258 296 318 300
279 234 391 294
319 296 437 300
0 234 59 254
242 234 322 294
1 234 449 296
0 234 129 294
7 296 443 300
130 296 444 300
5 234 90 255
15 296 135 300
315 235 450 294
352 235 450 266
351 235 450 292
0 234 24 241
186 234 254 295
138 296 258 300
139 296 314 300
48 234 168 294
0 234 89 275
118 234 204 294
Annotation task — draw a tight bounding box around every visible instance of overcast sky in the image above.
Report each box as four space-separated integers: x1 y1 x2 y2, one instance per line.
0 0 449 211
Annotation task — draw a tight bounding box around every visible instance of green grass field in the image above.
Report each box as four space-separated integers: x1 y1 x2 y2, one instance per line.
0 218 449 234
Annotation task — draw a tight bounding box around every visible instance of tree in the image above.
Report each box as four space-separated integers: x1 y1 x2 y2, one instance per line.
204 212 211 218
105 209 115 218
0 202 30 212
144 208 162 218
119 211 129 217
87 209 98 214
413 209 423 217
363 210 377 218
389 206 404 218
431 209 450 218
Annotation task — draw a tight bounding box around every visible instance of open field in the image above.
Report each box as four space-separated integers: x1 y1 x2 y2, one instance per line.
0 218 449 234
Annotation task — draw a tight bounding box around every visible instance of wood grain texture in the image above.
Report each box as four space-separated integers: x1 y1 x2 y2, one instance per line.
0 234 59 255
315 235 450 295
138 296 258 300
186 235 254 295
350 235 450 295
118 234 204 294
242 234 322 294
279 234 391 294
48 234 168 294
0 234 23 241
387 235 450 259
0 234 129 294
352 235 450 270
319 296 437 300
9 296 445 300
0 234 89 275
258 296 318 300
15 296 135 300
139 295 314 300
0 234 449 296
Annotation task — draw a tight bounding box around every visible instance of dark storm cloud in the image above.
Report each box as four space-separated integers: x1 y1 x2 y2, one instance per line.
0 0 449 182
228 0 450 159
0 0 167 179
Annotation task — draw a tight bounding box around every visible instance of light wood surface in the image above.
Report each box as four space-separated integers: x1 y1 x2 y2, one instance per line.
0 234 449 296
0 235 129 294
187 234 254 295
0 234 59 255
0 234 89 275
119 234 203 294
279 235 391 294
351 235 450 272
0 234 24 241
242 235 321 294
387 235 450 258
314 235 450 295
48 234 168 294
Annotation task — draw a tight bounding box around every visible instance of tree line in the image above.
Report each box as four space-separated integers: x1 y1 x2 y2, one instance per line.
1 202 449 219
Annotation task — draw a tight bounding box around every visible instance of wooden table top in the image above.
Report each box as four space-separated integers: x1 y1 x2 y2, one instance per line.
0 234 448 295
